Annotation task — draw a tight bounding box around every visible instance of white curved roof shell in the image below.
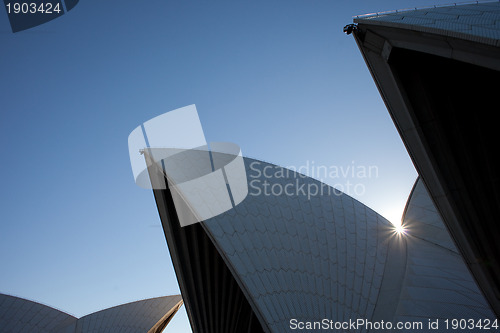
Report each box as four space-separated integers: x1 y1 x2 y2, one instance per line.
0 294 182 333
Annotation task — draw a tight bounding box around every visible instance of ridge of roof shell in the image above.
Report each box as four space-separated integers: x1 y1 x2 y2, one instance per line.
353 1 500 47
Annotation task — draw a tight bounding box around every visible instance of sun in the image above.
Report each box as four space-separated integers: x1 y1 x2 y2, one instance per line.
394 224 407 235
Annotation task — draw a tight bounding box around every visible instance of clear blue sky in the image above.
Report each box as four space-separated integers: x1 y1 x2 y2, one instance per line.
0 1 440 331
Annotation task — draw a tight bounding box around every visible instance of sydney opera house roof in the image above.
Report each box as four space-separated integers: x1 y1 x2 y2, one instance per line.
0 294 182 333
128 103 494 331
346 1 500 316
148 156 494 332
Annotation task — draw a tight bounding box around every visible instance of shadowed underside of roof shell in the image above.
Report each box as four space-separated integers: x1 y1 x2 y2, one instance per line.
150 157 493 333
349 0 500 317
0 294 183 333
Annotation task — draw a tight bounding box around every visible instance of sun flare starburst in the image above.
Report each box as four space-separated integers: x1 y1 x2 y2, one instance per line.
394 224 407 236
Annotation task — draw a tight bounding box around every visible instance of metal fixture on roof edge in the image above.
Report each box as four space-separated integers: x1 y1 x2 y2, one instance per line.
343 24 357 35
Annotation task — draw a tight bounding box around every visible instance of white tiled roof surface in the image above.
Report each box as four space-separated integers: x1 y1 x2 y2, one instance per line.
0 294 77 333
202 160 494 332
74 295 182 333
0 294 182 333
203 160 396 332
354 1 500 46
396 179 495 325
